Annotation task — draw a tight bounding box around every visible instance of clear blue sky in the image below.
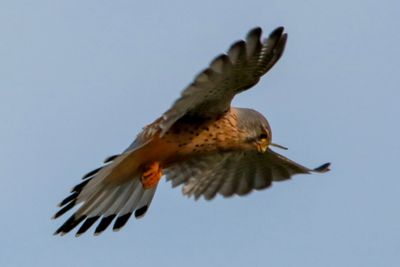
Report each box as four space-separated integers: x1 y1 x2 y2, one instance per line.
1 0 399 266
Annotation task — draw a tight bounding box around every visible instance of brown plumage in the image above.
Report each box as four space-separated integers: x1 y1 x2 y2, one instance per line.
53 26 330 236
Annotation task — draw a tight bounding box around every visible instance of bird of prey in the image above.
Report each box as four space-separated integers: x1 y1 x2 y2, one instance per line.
53 26 330 236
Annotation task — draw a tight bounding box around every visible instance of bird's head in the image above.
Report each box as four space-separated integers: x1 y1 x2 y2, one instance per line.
236 108 287 153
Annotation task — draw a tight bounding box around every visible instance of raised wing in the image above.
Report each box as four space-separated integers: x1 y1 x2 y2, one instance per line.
164 149 330 200
158 27 288 135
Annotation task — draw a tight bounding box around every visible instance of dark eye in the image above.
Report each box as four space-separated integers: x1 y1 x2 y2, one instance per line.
259 133 268 140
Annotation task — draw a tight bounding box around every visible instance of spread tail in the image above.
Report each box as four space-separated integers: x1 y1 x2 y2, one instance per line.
53 152 158 236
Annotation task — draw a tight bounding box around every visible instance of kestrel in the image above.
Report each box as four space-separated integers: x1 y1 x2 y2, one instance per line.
54 26 330 236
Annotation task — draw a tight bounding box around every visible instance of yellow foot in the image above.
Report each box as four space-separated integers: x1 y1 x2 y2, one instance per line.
141 162 163 189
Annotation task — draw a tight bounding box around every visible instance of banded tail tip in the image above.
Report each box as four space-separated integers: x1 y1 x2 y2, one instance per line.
134 206 148 219
93 214 117 236
113 213 133 232
104 154 119 164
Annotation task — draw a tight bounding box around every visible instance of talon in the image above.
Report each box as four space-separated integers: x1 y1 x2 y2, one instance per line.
141 162 163 189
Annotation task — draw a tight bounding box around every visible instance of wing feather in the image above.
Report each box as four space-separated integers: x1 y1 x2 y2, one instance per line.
158 27 288 135
165 149 330 200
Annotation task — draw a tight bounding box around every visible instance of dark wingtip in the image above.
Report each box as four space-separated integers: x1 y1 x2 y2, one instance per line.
249 26 285 41
268 27 287 49
247 27 262 39
313 162 331 173
271 26 285 36
250 26 262 33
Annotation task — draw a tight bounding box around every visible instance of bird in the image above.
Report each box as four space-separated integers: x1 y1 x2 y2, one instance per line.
53 26 330 237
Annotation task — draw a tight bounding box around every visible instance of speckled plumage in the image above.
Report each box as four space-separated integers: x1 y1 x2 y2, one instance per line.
53 26 330 236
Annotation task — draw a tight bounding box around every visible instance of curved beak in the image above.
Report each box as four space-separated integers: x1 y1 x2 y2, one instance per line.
255 141 288 153
255 141 268 153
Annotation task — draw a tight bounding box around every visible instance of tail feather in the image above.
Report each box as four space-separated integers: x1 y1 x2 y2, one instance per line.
54 215 86 236
76 216 100 236
118 183 144 215
53 201 76 219
113 213 133 231
104 182 136 217
103 154 119 164
74 190 117 236
82 166 103 180
53 152 159 236
58 192 78 207
94 214 117 235
71 179 91 193
74 189 108 218
90 190 118 217
134 186 157 219
112 181 145 231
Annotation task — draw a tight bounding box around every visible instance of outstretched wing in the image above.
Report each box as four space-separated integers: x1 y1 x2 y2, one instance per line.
164 149 330 200
158 27 288 135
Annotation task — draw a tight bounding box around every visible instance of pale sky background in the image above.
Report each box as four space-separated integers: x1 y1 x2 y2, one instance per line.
1 0 399 266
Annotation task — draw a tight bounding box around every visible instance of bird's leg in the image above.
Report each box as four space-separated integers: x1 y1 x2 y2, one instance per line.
141 162 163 189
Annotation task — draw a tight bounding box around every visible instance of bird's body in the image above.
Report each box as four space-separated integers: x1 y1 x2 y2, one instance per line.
53 27 330 236
147 107 267 160
89 107 268 189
